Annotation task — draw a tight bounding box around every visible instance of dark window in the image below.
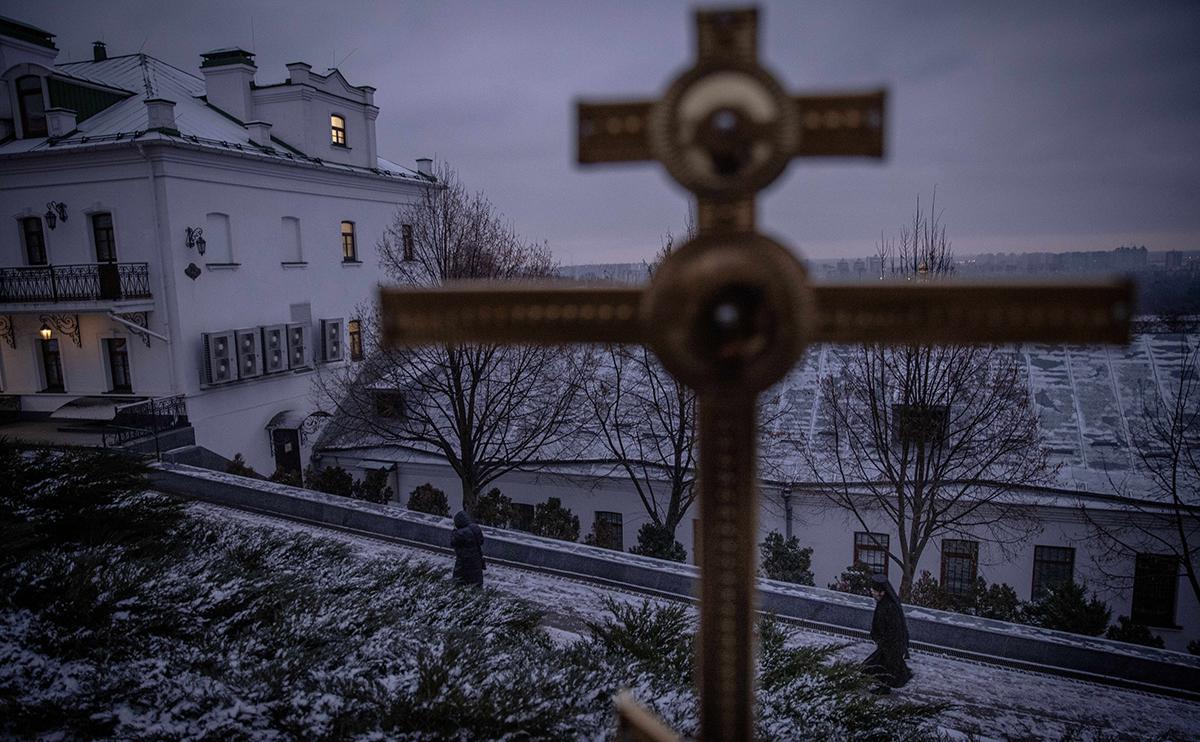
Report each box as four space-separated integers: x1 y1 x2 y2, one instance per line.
21 217 47 265
1131 554 1178 628
40 339 64 392
402 223 414 261
104 338 131 393
92 212 116 262
941 539 979 596
593 511 623 550
348 319 363 361
1032 545 1075 601
330 114 346 146
511 503 535 532
854 532 889 576
17 75 47 137
374 390 405 419
891 403 949 446
341 221 356 261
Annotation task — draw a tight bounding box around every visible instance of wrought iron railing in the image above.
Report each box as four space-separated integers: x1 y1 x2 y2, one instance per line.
102 394 189 449
0 262 151 303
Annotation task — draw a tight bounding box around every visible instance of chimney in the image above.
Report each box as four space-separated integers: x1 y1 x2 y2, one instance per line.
199 48 256 122
92 41 107 62
245 120 272 147
45 108 77 138
415 158 433 177
285 61 311 86
144 98 176 131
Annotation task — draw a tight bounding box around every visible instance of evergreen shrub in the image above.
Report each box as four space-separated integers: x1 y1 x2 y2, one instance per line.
225 453 260 478
532 497 580 542
758 532 814 585
1022 582 1111 636
1104 615 1165 648
629 522 686 562
827 563 874 596
304 465 354 498
352 468 393 504
474 487 512 527
407 483 450 517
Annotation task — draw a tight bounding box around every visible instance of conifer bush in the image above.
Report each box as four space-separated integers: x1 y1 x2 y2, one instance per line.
828 563 875 596
1022 581 1111 636
532 497 580 541
759 531 815 585
474 487 513 527
225 452 260 478
268 467 303 487
629 522 687 562
351 467 393 504
1105 615 1165 648
304 464 354 498
407 482 450 516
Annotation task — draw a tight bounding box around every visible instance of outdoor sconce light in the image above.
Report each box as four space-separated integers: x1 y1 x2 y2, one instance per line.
185 226 206 256
39 322 53 341
44 201 68 230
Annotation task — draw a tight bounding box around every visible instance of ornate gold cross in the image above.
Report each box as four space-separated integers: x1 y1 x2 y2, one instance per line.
382 7 1131 740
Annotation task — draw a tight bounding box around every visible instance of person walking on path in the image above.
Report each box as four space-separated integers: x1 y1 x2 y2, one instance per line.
451 510 485 587
862 572 913 693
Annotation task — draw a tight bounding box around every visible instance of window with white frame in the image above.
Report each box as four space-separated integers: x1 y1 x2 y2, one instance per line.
330 114 346 146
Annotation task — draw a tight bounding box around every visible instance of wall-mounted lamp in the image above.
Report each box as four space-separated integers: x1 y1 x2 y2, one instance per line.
185 226 206 255
44 201 68 230
39 322 53 341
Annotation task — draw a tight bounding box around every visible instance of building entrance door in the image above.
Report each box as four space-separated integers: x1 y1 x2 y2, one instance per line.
271 428 302 475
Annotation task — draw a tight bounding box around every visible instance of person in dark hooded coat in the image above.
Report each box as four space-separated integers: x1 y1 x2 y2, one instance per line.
862 572 912 693
451 510 485 587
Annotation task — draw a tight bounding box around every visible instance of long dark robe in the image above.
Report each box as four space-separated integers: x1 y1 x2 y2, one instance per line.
451 511 485 587
863 590 912 687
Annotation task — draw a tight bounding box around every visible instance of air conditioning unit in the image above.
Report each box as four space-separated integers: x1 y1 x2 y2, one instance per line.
235 328 262 378
320 318 344 362
286 322 310 369
202 331 237 384
262 324 286 374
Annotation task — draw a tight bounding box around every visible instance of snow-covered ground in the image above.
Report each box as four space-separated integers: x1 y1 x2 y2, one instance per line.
194 502 1200 742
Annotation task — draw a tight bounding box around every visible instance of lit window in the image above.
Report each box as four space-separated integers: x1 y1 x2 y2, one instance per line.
330 114 346 146
348 319 363 361
17 75 47 138
1131 553 1178 628
940 539 978 596
21 217 47 265
1031 545 1074 601
341 221 356 262
854 532 889 576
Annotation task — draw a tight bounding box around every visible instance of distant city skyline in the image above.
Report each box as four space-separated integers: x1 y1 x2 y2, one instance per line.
6 0 1198 264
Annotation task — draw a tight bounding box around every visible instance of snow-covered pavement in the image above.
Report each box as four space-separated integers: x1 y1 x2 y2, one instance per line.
193 503 1200 741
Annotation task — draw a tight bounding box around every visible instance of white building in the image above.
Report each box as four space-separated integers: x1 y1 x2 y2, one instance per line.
316 331 1200 652
0 16 436 473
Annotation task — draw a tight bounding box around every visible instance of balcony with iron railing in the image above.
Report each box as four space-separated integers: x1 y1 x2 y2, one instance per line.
0 262 152 307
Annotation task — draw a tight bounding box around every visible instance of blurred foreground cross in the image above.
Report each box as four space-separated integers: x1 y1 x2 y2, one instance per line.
382 7 1132 740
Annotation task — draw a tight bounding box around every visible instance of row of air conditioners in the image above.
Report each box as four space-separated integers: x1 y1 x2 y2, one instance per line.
202 318 343 385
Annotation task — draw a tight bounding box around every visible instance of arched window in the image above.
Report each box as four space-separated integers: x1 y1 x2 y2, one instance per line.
330 114 346 146
17 75 47 138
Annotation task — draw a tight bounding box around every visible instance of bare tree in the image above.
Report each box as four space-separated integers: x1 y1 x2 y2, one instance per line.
577 228 698 551
1082 318 1200 612
805 193 1052 598
315 163 583 513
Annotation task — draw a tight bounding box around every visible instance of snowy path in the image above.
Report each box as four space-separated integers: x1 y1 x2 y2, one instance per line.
191 503 1200 741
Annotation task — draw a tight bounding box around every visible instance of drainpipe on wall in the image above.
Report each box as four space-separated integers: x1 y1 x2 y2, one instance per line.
136 143 182 399
781 485 793 540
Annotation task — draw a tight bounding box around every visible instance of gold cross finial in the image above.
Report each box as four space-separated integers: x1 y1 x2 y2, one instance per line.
383 7 1132 740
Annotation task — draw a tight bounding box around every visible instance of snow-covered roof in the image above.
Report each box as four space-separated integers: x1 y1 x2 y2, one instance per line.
0 53 431 184
317 328 1198 504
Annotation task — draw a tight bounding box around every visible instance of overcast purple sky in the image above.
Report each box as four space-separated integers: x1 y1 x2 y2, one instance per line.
6 1 1198 264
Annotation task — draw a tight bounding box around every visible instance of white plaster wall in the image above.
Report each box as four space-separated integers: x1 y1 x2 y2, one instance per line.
319 449 1200 651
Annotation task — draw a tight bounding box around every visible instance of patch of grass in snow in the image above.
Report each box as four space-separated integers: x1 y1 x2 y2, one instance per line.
0 442 943 740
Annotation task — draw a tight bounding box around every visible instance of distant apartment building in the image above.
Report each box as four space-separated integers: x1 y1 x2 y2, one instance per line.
0 16 437 473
